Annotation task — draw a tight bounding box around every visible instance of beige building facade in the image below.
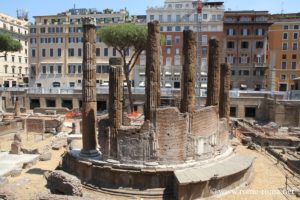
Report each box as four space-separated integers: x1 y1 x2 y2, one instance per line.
29 8 131 89
0 12 29 88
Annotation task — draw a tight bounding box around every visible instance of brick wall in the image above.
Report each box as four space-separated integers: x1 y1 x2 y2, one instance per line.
156 107 188 164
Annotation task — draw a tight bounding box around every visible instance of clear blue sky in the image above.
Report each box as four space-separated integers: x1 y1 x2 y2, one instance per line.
0 0 299 22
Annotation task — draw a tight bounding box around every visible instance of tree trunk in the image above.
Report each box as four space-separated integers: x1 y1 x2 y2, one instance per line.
125 71 134 113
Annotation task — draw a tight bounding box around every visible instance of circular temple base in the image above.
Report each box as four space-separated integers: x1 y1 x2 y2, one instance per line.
79 149 101 159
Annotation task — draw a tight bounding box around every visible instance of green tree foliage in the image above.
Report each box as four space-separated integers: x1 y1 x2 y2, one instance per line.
0 33 22 57
98 23 147 112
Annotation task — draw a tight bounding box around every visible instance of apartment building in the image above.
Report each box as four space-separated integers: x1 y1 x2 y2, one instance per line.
267 13 300 91
223 11 272 90
0 12 29 88
135 0 224 92
29 8 130 89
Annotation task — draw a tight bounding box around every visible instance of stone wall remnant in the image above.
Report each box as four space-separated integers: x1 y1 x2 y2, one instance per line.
145 21 161 123
80 17 99 157
10 133 22 154
206 39 220 109
219 63 231 119
180 30 196 113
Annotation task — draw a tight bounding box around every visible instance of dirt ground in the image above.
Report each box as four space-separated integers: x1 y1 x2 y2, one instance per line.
0 129 298 200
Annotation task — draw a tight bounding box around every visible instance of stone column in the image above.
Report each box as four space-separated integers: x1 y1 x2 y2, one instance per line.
108 58 123 158
109 57 123 129
14 97 21 117
80 17 100 157
145 21 161 123
206 39 220 109
180 30 196 113
219 63 231 119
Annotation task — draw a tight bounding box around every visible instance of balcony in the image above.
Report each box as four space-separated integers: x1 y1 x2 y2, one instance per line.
254 63 267 68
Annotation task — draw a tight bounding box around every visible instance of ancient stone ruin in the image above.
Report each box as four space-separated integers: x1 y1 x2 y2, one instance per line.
62 20 254 199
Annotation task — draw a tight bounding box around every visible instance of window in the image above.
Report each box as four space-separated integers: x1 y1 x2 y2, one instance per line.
57 48 61 57
68 48 74 56
281 74 286 80
68 65 76 74
240 54 249 64
292 61 297 70
159 15 163 22
282 61 287 69
282 54 287 59
293 43 298 50
232 70 235 76
241 28 249 36
227 28 235 36
184 26 189 30
18 67 22 74
166 47 171 54
293 32 298 39
104 48 108 56
42 66 46 74
11 66 15 74
203 13 207 20
294 25 299 30
150 15 154 21
78 48 82 57
95 48 100 56
175 36 180 44
241 41 249 49
175 26 181 32
52 82 61 87
291 74 296 80
57 65 62 74
42 49 46 57
69 82 75 87
282 43 288 50
176 15 181 22
256 28 264 36
167 14 172 22
256 55 262 64
166 35 172 46
227 41 235 49
202 47 208 56
160 26 164 32
78 65 82 73
96 65 101 73
18 56 21 63
166 57 171 66
283 32 288 40
226 54 235 64
113 48 117 56
256 41 264 48
50 66 54 74
292 54 297 59
167 26 172 31
283 25 289 30
202 35 208 45
102 65 110 73
50 48 53 57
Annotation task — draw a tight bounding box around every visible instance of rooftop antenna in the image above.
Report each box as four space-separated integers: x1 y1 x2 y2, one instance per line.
74 3 76 10
281 1 284 14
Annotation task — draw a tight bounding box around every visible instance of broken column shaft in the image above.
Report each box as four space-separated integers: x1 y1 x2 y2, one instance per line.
109 58 123 128
145 21 161 123
219 63 231 119
206 39 220 109
14 97 21 117
181 30 196 113
80 17 99 157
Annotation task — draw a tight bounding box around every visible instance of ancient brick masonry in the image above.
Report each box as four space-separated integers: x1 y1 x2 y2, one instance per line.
80 17 99 157
219 63 231 119
180 30 196 113
206 39 220 109
145 21 161 124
